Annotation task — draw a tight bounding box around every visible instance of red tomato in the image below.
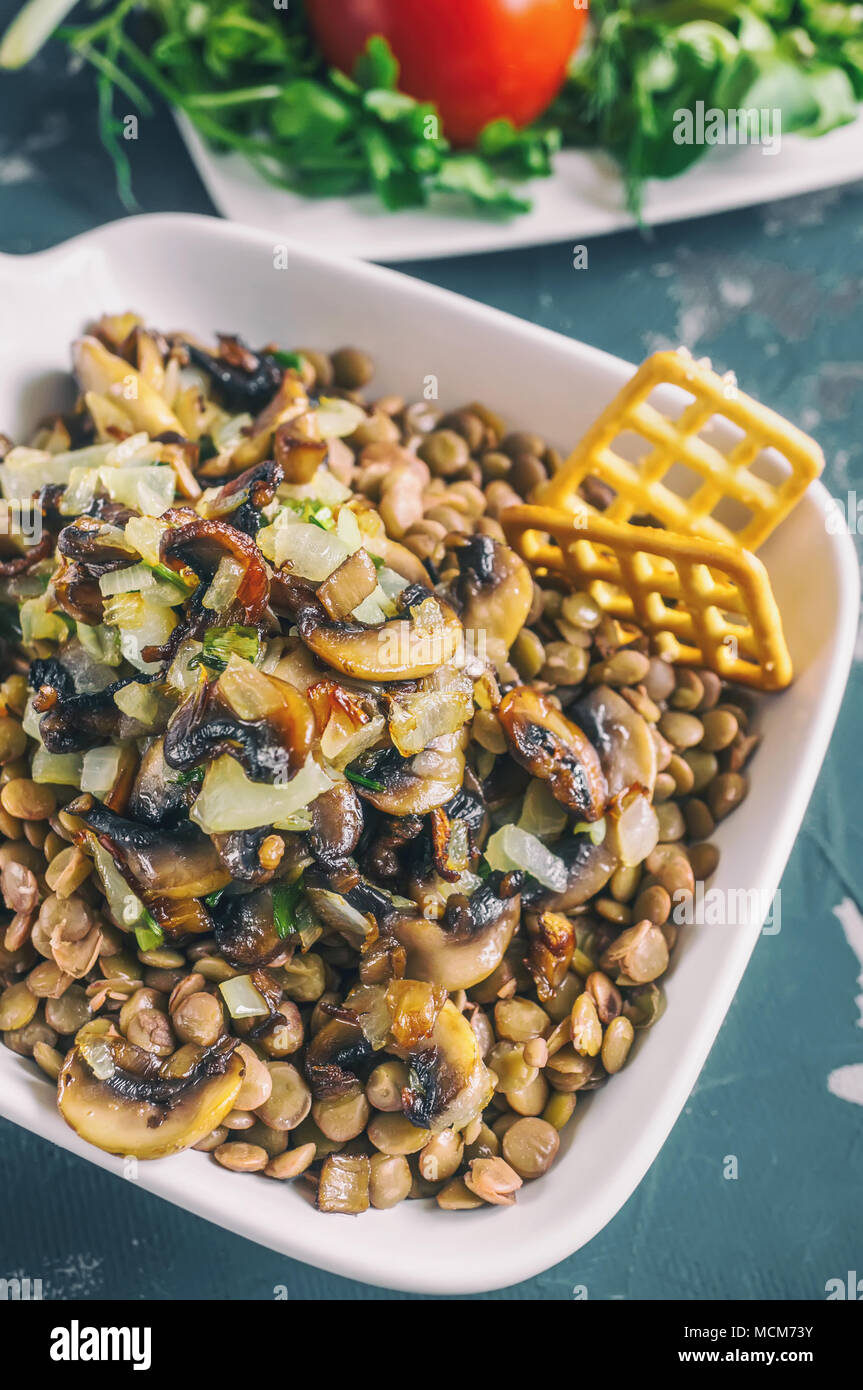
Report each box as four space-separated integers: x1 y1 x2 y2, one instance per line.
305 0 588 146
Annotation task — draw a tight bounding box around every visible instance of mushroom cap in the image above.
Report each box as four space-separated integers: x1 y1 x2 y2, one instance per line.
57 1035 244 1159
390 879 521 991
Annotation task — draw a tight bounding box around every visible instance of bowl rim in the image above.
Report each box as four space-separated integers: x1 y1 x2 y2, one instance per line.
0 213 858 1294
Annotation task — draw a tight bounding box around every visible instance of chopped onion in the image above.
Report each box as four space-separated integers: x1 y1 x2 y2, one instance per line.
81 745 123 798
388 687 472 758
275 521 350 580
485 823 568 892
22 696 42 743
190 754 336 834
88 836 147 930
274 809 313 833
201 555 244 612
336 507 362 551
304 887 373 939
573 816 607 846
56 640 117 695
212 412 253 452
124 515 169 567
376 565 410 602
0 435 157 503
98 562 186 606
219 975 270 1020
79 1035 115 1082
519 779 568 841
279 467 351 505
100 596 175 673
113 681 162 726
314 397 367 439
98 465 175 516
20 596 68 644
75 621 122 668
166 637 204 693
59 466 97 517
350 591 392 625
31 747 83 786
1 447 87 502
295 900 323 952
320 711 386 769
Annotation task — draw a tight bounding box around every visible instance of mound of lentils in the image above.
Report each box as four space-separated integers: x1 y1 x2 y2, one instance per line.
0 330 758 1215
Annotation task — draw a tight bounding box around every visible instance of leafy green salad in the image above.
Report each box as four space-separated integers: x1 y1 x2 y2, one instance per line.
1 0 861 216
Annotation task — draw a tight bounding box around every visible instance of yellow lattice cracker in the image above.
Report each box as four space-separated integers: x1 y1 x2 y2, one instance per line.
535 350 823 553
502 504 792 692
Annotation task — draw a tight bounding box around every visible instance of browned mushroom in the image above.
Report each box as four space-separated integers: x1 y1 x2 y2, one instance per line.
573 684 658 795
347 729 468 817
128 736 198 826
304 1014 373 1100
451 535 533 666
51 557 106 626
32 665 160 755
399 999 493 1133
185 335 284 412
525 909 575 1001
275 576 464 682
308 780 364 868
533 832 618 912
213 885 288 968
0 530 53 577
163 659 315 783
388 871 522 991
68 795 227 936
196 460 284 533
498 687 608 821
58 1033 244 1159
159 517 270 625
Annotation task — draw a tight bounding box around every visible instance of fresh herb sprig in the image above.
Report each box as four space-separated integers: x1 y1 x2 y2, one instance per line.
11 0 554 214
273 875 304 939
551 0 863 213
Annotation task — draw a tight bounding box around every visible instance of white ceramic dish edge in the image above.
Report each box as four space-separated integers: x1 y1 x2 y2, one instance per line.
176 112 863 262
0 214 857 1295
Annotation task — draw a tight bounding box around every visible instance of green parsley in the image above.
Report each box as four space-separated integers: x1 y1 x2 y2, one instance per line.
273 876 304 939
134 913 164 952
189 624 260 674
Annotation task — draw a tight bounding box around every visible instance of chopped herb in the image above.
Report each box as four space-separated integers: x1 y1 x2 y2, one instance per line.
273 876 304 939
147 561 197 594
273 349 304 372
204 887 226 908
573 817 607 846
345 769 385 792
283 497 336 530
477 857 492 882
172 766 204 786
134 914 164 952
189 624 260 674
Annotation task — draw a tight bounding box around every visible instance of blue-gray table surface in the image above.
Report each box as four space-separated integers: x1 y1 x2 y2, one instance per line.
0 39 861 1302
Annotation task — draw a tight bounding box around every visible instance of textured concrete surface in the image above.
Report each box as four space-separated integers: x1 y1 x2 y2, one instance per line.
0 24 861 1301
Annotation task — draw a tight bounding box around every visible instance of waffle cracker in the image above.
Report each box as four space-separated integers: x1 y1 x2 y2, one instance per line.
503 504 792 691
534 350 823 553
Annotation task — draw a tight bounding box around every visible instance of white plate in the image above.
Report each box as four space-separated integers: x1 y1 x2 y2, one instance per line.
177 110 863 262
0 214 857 1294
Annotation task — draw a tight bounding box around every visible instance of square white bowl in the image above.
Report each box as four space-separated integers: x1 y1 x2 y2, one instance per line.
0 214 857 1294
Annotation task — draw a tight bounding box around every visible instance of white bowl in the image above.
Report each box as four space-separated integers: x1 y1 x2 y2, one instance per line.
0 214 857 1294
